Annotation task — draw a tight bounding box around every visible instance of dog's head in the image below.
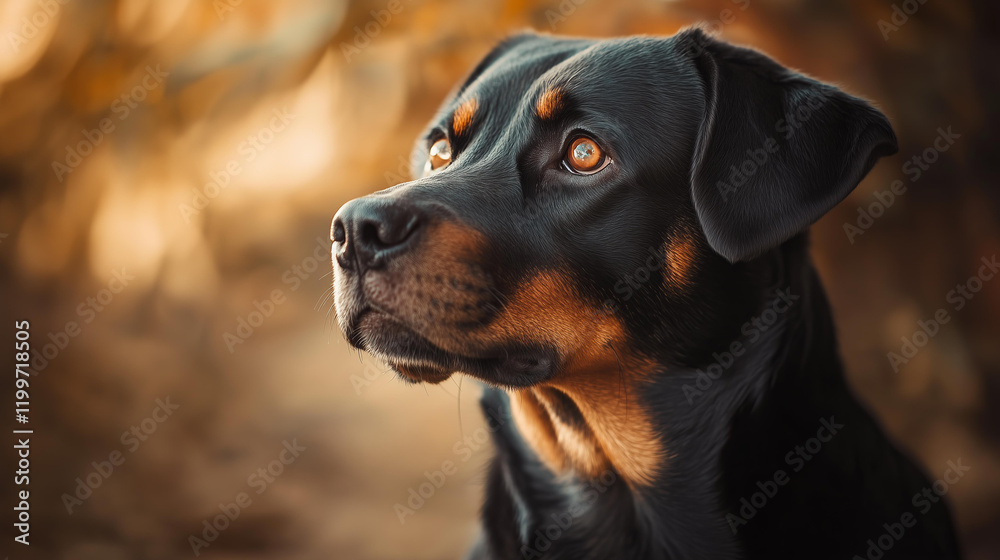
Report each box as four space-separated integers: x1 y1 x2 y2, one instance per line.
331 29 896 389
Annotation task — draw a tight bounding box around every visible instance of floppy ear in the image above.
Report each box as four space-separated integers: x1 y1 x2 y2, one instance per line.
678 29 898 263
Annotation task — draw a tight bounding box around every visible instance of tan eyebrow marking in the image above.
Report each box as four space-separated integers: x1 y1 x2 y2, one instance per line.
452 97 478 136
535 87 565 120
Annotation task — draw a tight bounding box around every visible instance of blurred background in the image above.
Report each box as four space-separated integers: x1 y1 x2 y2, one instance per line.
0 0 997 558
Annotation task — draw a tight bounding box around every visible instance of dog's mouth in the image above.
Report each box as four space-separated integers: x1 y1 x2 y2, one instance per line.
332 215 562 387
350 308 456 384
347 307 557 387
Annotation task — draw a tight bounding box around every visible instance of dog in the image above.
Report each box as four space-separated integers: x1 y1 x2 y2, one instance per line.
331 29 961 559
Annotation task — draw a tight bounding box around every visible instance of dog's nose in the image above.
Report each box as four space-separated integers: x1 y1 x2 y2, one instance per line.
332 197 424 271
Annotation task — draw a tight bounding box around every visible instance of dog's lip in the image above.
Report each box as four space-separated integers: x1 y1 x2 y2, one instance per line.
351 308 459 383
345 307 370 348
394 364 453 384
353 306 479 360
349 307 558 387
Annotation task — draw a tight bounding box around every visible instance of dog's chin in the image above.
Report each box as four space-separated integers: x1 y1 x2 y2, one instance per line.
392 364 454 384
346 309 558 388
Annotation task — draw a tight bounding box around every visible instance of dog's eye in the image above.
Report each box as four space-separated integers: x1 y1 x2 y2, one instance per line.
426 138 452 173
564 136 608 175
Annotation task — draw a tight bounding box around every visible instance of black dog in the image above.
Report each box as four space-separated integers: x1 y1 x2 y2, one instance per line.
331 29 961 559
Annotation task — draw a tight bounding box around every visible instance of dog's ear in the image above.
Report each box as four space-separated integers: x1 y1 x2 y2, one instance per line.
677 29 898 263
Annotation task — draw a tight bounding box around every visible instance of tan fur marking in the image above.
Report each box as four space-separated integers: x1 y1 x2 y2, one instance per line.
423 220 484 256
378 221 489 348
508 389 567 473
482 271 619 352
452 97 478 136
535 87 565 120
532 388 610 478
550 357 663 487
385 255 666 485
490 271 664 486
664 235 698 289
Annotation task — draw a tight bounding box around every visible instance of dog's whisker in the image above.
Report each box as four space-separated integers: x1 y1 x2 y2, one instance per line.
315 286 335 311
456 375 464 438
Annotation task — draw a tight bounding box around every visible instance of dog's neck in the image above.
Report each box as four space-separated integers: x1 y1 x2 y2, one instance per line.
487 240 851 558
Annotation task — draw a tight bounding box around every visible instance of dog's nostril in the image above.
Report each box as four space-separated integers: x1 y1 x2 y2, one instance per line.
334 197 425 271
360 221 382 248
332 220 346 244
362 215 420 248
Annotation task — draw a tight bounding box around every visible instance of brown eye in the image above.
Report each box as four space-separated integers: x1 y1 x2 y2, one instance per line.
427 138 452 172
565 136 607 174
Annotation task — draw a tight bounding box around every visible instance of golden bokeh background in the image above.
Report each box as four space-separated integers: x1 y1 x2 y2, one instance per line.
0 0 997 558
